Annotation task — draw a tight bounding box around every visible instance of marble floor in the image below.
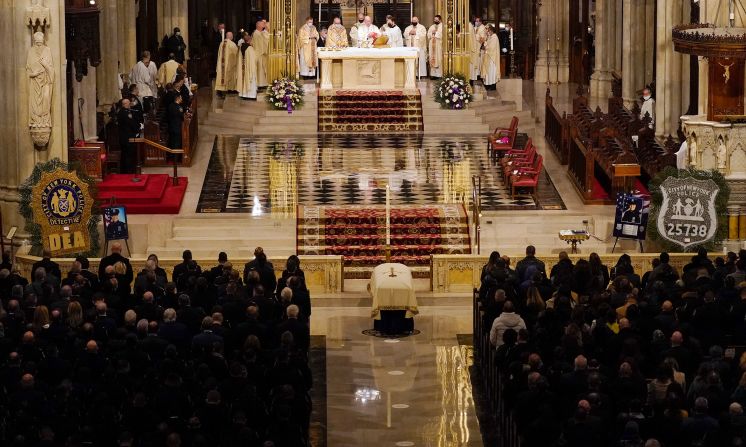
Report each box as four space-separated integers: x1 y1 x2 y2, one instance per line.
312 303 481 446
195 134 564 214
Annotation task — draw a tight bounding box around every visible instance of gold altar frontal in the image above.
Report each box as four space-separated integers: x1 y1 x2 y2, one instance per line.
318 47 419 92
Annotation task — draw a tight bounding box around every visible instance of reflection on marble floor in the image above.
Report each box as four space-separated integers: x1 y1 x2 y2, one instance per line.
322 311 481 446
196 134 565 214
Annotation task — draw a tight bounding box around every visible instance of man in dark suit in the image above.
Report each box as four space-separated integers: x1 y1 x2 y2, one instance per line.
75 256 99 290
167 90 185 150
158 308 190 350
515 245 546 283
166 27 187 64
276 305 310 351
117 98 141 174
31 251 61 285
208 252 229 281
98 243 134 285
192 316 224 353
172 250 201 289
243 247 276 293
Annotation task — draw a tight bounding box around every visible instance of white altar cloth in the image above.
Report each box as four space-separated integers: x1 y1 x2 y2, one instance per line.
370 263 419 320
317 47 419 91
318 47 420 59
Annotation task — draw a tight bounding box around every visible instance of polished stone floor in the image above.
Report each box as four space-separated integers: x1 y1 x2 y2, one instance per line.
311 304 482 446
196 134 565 214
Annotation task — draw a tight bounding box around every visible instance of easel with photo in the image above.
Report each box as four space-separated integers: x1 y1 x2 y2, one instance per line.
611 191 648 253
103 197 132 257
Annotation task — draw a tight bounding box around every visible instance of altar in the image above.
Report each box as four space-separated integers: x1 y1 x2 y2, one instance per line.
317 47 419 92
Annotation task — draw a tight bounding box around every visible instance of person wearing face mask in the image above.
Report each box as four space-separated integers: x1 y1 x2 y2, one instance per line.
404 16 428 77
470 17 487 82
428 15 443 79
380 15 403 48
481 25 500 91
640 87 655 129
350 13 365 47
327 16 349 48
166 27 187 64
353 15 379 47
297 17 319 78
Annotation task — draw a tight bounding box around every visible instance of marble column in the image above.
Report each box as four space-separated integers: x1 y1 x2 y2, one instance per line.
621 0 655 108
97 0 137 107
72 63 97 142
654 0 689 138
157 0 189 61
590 0 613 109
534 0 569 85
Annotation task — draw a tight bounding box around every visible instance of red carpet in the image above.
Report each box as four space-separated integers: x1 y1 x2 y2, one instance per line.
297 204 471 278
318 90 423 132
97 174 188 214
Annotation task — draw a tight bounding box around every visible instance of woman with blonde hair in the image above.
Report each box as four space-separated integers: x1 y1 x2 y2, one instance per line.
32 305 50 332
66 301 83 329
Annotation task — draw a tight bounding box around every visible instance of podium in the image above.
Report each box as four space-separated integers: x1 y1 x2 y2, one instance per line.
370 263 418 335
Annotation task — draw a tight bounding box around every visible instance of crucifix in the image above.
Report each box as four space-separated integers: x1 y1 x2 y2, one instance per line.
720 61 735 83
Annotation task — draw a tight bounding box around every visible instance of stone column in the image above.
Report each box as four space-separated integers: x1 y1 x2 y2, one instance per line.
655 0 689 138
590 0 613 109
72 64 98 142
0 0 68 233
535 0 568 84
97 0 122 107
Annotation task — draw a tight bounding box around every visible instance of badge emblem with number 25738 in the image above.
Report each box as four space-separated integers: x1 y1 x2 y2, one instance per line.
656 177 719 250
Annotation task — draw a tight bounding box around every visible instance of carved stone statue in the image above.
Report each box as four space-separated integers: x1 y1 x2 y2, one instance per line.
26 31 54 148
26 0 50 31
689 135 698 167
718 135 728 170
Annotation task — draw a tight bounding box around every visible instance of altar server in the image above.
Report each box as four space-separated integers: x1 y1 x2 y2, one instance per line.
236 33 257 100
327 16 349 48
129 51 158 102
404 17 428 77
481 25 500 90
380 15 403 48
252 20 270 89
215 31 238 95
640 88 655 129
428 15 443 79
297 17 319 78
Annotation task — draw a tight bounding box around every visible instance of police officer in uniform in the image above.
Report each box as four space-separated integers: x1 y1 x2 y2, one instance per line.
167 94 185 150
106 208 128 240
117 98 141 174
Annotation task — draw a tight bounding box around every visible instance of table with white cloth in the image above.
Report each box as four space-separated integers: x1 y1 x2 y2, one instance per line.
370 263 419 334
317 47 419 92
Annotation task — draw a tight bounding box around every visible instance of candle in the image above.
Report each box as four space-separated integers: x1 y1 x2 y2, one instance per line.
385 185 391 246
510 27 514 51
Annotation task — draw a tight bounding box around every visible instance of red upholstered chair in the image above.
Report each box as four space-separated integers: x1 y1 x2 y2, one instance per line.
502 146 537 182
487 116 519 159
500 137 533 170
510 155 543 198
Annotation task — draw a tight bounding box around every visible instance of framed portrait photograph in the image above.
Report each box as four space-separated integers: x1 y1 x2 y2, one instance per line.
103 206 129 241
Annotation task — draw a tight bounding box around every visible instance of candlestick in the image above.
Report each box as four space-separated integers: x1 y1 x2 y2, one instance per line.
385 184 391 247
509 27 514 51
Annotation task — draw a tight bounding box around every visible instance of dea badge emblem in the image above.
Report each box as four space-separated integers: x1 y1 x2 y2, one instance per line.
656 177 719 249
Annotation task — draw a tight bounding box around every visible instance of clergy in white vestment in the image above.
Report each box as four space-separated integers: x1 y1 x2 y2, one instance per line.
129 51 159 101
404 17 428 77
297 17 319 77
349 13 365 47
252 20 270 88
215 32 238 93
428 16 443 78
353 16 380 47
236 33 257 100
158 55 180 87
640 87 655 129
481 25 500 90
327 17 349 48
470 18 487 81
380 15 403 48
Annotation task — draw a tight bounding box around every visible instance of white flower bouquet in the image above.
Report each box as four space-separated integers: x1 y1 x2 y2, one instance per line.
266 77 305 113
433 74 473 110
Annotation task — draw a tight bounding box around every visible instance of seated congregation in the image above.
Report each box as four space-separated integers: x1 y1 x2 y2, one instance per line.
476 246 746 447
0 245 312 446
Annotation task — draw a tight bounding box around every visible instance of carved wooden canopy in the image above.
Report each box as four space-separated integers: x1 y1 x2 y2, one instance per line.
672 23 746 59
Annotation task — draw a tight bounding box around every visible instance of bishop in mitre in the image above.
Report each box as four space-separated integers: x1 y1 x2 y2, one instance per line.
428 15 443 79
252 20 269 89
481 25 500 91
297 17 319 78
236 32 257 100
404 17 428 77
326 16 348 48
380 15 403 47
349 13 365 47
353 16 379 47
215 31 238 95
470 17 487 81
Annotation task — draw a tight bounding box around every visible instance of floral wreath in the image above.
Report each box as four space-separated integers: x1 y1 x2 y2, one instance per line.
266 77 305 114
434 73 473 110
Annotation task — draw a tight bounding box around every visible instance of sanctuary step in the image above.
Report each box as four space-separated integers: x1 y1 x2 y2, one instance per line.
318 90 423 133
297 204 471 279
97 174 188 214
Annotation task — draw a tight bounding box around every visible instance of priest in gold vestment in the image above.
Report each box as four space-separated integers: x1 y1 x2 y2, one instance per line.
236 33 257 100
326 16 348 48
470 18 487 81
297 18 319 78
215 31 238 94
428 16 443 79
481 25 500 90
252 20 270 88
404 17 428 78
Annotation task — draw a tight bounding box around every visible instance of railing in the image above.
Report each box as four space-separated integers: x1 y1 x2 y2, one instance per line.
544 89 569 164
471 175 482 255
567 135 594 201
130 137 185 185
142 94 198 168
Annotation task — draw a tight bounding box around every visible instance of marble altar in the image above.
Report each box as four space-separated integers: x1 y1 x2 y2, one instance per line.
317 47 419 92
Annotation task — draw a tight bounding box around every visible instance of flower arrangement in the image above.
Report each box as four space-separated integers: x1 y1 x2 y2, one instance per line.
434 74 473 110
266 77 305 114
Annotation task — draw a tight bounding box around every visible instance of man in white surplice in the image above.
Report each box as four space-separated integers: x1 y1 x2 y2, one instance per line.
353 16 379 47
349 13 365 47
379 15 403 48
404 17 428 77
129 51 159 103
